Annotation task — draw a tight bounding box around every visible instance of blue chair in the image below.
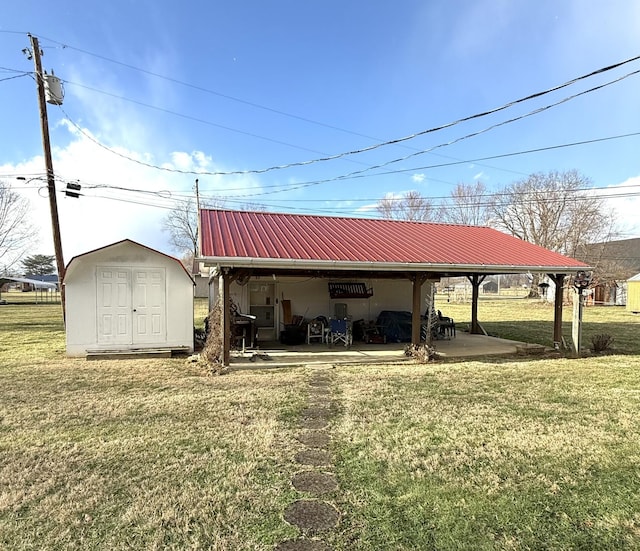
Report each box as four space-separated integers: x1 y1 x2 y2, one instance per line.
329 318 352 347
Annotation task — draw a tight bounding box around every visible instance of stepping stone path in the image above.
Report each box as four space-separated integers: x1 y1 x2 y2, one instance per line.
276 370 340 551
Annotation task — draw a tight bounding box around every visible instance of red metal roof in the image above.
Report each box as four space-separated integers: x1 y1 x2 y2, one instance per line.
199 209 589 272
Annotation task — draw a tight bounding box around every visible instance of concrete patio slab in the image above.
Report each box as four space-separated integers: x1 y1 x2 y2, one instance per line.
229 332 530 369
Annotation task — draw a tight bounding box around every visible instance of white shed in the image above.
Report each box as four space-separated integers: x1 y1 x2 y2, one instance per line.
64 239 194 357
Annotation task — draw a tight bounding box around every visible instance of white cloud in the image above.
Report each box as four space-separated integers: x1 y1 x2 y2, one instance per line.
2 120 261 267
412 173 425 183
602 176 640 238
473 171 485 180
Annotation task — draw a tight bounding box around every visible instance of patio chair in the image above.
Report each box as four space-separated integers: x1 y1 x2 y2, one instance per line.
307 317 327 344
329 318 352 347
437 310 456 338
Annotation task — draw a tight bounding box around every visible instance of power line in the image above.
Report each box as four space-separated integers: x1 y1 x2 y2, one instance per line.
49 49 640 177
34 33 640 174
206 131 640 198
63 80 371 162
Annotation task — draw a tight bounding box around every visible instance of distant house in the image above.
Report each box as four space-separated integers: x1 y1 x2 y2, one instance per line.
482 280 499 294
577 238 640 306
21 273 59 291
627 273 640 313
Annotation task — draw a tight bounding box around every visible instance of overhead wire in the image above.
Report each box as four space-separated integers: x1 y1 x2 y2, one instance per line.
48 49 640 177
54 65 640 191
63 80 377 163
33 33 640 173
198 130 640 199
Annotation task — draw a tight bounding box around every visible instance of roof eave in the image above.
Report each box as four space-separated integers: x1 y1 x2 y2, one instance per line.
197 256 590 274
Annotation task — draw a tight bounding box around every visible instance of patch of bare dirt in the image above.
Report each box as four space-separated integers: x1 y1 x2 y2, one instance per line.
284 499 340 532
292 471 339 494
295 449 332 466
296 430 330 449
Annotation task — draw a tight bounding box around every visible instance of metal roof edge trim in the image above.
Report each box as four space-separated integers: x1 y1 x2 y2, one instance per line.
197 256 590 274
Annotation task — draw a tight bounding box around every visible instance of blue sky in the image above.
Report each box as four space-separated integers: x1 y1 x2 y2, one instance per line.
1 1 639 263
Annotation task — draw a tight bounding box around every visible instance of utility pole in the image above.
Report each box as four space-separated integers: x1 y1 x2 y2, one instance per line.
28 34 66 320
194 178 201 259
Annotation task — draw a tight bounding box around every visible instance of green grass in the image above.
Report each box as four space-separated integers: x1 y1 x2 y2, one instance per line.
328 359 640 550
437 296 640 354
1 300 640 549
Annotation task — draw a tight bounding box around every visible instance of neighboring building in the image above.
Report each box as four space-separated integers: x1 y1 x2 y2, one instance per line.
577 238 640 306
627 273 640 314
64 239 195 357
21 273 59 291
482 280 499 294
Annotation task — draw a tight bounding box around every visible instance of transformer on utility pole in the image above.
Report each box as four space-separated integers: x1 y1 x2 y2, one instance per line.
26 33 66 321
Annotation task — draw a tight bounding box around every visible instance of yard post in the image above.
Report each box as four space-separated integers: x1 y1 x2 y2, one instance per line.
549 273 566 349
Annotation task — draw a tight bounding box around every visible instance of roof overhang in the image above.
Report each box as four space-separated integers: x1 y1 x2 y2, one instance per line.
198 256 590 277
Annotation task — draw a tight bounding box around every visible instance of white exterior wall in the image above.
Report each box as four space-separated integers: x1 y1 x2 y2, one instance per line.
65 241 194 356
210 275 435 338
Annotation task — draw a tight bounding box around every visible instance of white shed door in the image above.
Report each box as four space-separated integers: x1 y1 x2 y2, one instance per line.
132 268 166 343
97 267 166 346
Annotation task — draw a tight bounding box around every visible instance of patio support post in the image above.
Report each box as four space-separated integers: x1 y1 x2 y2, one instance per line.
468 274 486 334
411 273 428 345
220 269 231 366
549 273 566 349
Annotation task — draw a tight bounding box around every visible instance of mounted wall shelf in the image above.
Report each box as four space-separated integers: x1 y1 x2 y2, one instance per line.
328 282 374 299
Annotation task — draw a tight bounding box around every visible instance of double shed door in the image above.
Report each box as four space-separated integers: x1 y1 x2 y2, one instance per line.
97 267 166 345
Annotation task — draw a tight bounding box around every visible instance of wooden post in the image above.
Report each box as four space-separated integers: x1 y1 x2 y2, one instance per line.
549 273 566 349
412 274 427 345
468 274 486 334
219 270 231 366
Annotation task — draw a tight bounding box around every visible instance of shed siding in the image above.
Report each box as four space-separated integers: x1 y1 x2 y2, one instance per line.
627 275 640 313
65 241 194 356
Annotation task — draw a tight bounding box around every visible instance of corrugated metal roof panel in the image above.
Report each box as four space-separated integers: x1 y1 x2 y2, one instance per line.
200 209 589 270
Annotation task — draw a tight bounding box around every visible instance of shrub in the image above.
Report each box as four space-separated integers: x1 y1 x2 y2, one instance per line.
404 343 437 363
201 299 227 374
590 333 614 353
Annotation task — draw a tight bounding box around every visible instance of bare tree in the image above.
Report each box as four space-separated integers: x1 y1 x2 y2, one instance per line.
162 197 267 263
377 190 439 221
490 170 617 295
442 181 491 225
163 198 199 259
490 170 616 255
0 181 36 273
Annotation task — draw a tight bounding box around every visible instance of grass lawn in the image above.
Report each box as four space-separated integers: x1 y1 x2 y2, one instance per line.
1 300 639 549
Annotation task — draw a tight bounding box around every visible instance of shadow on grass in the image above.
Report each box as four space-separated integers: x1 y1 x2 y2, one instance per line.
479 319 639 355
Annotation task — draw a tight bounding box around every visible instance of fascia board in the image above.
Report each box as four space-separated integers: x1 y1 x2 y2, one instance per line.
197 256 591 274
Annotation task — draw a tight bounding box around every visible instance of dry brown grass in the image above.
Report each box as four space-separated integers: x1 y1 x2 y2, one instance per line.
2 300 640 549
0 357 311 549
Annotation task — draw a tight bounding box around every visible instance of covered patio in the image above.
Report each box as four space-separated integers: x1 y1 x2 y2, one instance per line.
228 332 537 369
198 209 590 366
